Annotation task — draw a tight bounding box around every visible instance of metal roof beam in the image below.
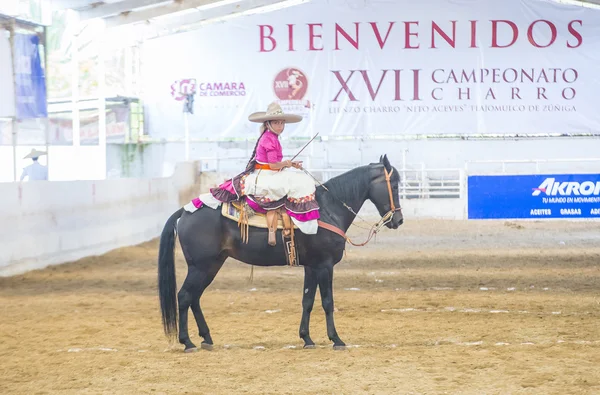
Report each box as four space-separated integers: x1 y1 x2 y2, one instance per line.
79 0 171 20
103 0 225 27
51 0 100 11
104 0 303 44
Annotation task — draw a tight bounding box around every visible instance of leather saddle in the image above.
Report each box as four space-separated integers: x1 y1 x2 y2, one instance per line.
221 200 299 266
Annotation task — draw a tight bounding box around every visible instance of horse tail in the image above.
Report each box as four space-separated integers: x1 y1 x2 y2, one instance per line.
158 207 184 340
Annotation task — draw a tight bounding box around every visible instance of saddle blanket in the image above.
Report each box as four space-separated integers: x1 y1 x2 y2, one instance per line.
183 192 318 234
220 202 297 230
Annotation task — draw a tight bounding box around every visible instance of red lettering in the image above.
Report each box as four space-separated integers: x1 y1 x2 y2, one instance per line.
335 23 360 50
394 69 402 101
512 87 522 100
567 20 583 48
459 87 470 100
360 70 388 100
259 25 276 52
331 70 357 101
260 19 581 53
432 69 444 83
287 24 295 51
537 87 548 100
412 69 421 101
492 68 501 83
431 21 456 48
491 20 518 48
370 22 395 49
432 88 443 100
562 88 576 100
469 20 478 48
404 21 419 49
308 23 323 51
527 20 557 48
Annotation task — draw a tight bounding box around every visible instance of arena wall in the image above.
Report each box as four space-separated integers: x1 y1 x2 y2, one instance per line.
105 137 600 179
0 161 200 277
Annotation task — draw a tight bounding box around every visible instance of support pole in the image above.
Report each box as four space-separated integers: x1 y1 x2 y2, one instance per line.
71 13 80 147
98 21 107 179
12 121 17 182
43 26 49 179
184 111 190 161
8 21 18 182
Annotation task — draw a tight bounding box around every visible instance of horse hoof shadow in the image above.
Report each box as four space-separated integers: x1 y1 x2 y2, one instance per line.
303 344 317 349
201 343 214 351
333 345 348 351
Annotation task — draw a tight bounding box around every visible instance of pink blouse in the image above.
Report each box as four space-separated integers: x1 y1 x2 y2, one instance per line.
255 131 283 164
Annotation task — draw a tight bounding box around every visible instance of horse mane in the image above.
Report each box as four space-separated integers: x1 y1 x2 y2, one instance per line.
317 164 375 203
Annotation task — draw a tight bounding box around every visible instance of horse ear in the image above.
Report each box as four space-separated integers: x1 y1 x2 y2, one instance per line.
382 154 391 171
379 155 383 163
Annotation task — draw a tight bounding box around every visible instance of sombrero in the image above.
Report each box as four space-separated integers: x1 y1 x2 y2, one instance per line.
24 148 47 159
248 102 302 124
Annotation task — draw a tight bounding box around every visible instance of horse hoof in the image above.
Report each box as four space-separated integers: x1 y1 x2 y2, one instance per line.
333 345 347 351
184 347 198 353
303 344 316 349
201 343 214 351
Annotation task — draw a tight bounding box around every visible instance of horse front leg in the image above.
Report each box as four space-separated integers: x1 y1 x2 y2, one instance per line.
316 264 346 350
299 266 318 349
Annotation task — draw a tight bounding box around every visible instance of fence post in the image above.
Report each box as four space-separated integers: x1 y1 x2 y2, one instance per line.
401 148 407 197
460 168 468 220
420 163 426 198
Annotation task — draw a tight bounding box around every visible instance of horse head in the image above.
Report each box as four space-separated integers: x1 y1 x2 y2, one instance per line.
368 155 404 229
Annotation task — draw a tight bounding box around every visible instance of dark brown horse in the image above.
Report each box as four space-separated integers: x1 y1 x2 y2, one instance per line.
158 155 403 352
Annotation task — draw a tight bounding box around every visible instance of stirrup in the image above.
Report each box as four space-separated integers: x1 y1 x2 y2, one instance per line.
268 229 276 246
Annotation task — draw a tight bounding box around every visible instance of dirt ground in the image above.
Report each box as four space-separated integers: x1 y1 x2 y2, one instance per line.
1 218 599 394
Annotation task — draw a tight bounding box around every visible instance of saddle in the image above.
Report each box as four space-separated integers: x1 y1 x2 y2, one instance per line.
221 200 299 266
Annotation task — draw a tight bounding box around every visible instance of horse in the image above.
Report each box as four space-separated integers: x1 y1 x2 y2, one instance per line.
157 154 404 352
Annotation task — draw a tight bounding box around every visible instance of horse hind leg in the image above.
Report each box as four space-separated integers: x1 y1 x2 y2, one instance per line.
190 259 225 351
177 259 224 352
177 267 202 352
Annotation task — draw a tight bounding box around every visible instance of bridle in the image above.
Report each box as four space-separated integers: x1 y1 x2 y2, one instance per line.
312 166 403 247
377 167 403 226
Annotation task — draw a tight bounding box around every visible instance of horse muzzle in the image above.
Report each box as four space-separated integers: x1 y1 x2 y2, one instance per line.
385 210 403 229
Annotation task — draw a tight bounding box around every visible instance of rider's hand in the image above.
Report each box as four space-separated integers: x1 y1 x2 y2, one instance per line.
283 160 293 168
291 161 303 169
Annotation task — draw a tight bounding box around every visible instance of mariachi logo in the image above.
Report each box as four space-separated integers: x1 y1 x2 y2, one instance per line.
170 79 197 101
273 67 308 100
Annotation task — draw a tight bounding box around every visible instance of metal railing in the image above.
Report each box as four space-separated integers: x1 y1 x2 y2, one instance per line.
296 167 464 199
194 156 600 201
196 156 464 200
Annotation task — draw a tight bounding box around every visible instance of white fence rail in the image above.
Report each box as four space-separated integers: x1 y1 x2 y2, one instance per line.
308 167 464 199
197 156 600 201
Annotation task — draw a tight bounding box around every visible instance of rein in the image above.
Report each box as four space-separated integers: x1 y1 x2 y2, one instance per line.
304 166 402 247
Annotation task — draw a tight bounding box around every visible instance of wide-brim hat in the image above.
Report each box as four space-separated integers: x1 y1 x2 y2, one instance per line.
248 102 302 124
24 148 47 159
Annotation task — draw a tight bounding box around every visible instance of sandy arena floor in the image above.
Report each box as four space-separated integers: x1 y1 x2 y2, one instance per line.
1 218 599 394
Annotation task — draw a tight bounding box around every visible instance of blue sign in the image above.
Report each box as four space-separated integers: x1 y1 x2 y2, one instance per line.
468 174 600 219
14 33 47 120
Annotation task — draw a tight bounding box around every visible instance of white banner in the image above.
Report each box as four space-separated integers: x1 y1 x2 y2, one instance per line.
141 0 600 139
0 28 16 118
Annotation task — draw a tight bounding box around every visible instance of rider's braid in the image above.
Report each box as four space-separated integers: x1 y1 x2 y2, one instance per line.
244 121 271 173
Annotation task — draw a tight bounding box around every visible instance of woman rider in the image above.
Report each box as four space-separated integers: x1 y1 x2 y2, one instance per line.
206 102 320 243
